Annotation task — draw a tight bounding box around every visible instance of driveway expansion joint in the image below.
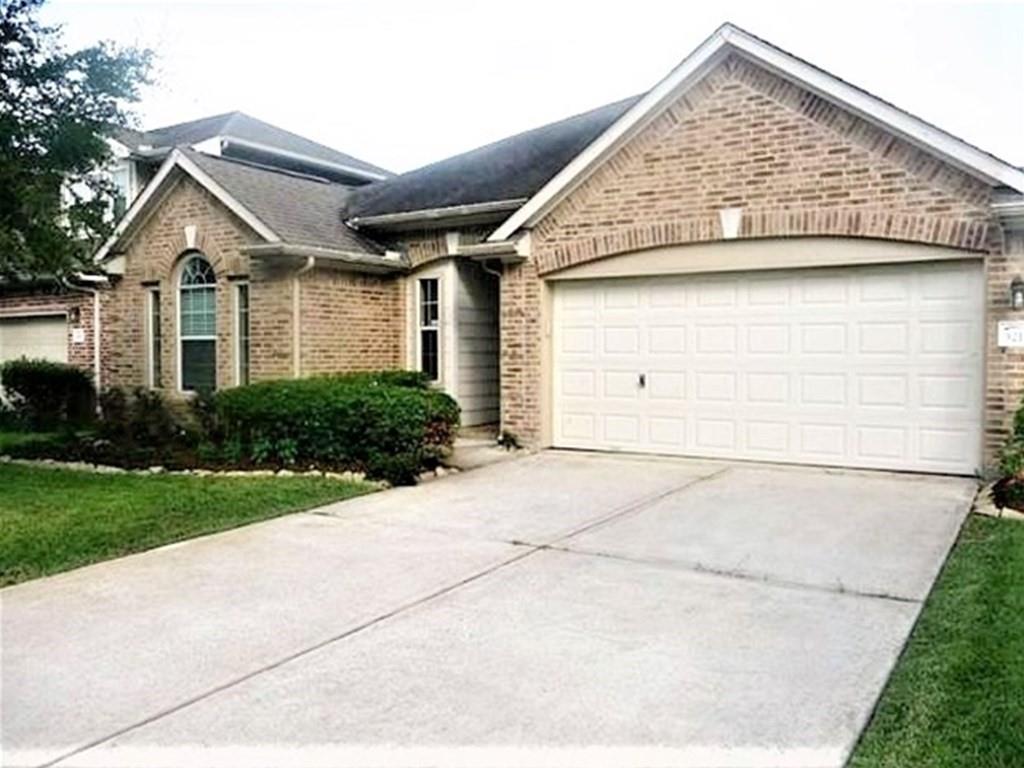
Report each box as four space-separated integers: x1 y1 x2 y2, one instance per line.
537 542 924 604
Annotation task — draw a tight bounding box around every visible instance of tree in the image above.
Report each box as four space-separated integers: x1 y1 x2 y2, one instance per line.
0 0 152 280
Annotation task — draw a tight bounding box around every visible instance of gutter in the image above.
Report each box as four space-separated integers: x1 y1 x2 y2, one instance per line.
458 232 531 264
347 199 528 230
242 243 407 274
61 273 111 395
994 197 1024 231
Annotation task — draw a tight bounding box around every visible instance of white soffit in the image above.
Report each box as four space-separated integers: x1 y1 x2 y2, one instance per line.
489 23 1024 242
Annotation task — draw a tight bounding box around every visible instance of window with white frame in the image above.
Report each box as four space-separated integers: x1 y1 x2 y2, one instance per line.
235 282 250 386
418 278 439 381
147 287 162 388
179 254 217 392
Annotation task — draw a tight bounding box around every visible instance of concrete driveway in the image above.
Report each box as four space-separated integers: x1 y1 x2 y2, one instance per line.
1 452 976 768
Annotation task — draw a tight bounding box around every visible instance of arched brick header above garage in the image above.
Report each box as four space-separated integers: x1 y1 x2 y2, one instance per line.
531 55 996 277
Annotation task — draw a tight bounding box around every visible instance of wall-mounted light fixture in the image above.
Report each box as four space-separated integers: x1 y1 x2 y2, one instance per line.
68 306 81 324
1012 277 1024 311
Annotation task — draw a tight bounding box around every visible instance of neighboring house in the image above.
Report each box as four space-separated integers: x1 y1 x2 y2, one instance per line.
3 23 1024 473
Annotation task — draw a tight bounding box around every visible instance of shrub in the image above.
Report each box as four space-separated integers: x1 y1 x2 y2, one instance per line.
0 358 94 430
215 372 460 484
999 401 1024 479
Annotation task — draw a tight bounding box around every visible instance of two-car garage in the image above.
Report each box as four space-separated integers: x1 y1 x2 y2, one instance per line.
551 240 985 475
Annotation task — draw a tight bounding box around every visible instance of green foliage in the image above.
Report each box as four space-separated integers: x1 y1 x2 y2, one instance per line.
850 516 1024 767
997 398 1024 478
215 371 460 484
0 463 375 586
0 357 94 429
0 0 153 278
97 387 180 445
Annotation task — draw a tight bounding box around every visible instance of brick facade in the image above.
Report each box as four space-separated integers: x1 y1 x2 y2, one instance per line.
500 54 1010 467
104 176 258 393
298 267 402 374
100 175 406 395
0 289 96 373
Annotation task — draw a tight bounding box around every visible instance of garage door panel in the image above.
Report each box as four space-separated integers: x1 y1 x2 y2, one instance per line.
553 260 983 474
0 316 68 366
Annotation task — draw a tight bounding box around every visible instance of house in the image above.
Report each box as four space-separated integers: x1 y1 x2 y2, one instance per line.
3 23 1023 474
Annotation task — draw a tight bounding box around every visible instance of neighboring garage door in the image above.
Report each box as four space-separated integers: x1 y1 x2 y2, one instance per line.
0 316 68 365
553 260 984 475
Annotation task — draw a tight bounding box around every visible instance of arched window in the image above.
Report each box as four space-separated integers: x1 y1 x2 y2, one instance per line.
178 254 217 392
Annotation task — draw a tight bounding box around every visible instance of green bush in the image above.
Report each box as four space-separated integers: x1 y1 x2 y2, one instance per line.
98 387 183 447
215 371 460 484
0 358 94 430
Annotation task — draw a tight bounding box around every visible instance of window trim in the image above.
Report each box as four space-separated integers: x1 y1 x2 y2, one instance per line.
417 277 441 382
146 286 162 388
234 281 250 386
176 254 217 394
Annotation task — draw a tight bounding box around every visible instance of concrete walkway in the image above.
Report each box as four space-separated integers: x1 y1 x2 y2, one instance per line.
1 452 976 768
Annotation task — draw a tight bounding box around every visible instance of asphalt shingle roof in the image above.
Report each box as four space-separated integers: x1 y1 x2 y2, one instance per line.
184 150 385 254
345 96 642 220
119 112 392 179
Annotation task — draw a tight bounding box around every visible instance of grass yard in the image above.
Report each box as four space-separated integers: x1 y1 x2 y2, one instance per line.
851 514 1024 767
0 463 375 586
0 430 62 453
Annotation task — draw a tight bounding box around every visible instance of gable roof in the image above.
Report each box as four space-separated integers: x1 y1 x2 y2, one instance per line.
94 150 386 263
489 23 1024 241
186 152 385 254
345 96 641 222
116 111 393 182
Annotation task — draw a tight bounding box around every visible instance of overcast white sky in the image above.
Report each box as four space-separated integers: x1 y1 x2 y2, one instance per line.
42 0 1024 174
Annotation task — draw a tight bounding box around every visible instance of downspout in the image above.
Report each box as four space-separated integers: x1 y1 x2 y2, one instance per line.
61 275 108 395
292 256 316 378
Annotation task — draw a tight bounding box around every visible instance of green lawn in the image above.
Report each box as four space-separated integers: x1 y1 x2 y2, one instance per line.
851 515 1024 767
0 430 62 453
0 463 375 586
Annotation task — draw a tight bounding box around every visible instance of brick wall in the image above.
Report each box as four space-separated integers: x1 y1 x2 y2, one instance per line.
985 230 1024 463
299 267 403 374
105 173 408 390
501 54 1003 455
0 290 95 372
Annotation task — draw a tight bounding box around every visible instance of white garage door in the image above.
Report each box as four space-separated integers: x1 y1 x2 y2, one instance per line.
553 260 984 475
0 316 68 365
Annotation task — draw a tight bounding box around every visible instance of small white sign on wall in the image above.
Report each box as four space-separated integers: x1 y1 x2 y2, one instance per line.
71 328 86 345
997 320 1024 348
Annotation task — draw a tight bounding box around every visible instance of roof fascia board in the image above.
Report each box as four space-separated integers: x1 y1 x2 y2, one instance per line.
243 242 407 273
349 198 528 229
489 28 730 241
222 136 390 182
490 24 1024 242
93 149 281 262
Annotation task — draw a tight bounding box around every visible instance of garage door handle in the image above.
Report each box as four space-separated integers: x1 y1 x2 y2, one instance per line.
638 373 646 388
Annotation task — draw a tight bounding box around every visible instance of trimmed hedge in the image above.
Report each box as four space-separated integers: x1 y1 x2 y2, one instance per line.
0 358 94 430
214 372 459 484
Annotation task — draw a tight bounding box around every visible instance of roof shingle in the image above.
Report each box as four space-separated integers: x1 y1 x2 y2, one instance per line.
345 96 641 220
184 151 385 254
